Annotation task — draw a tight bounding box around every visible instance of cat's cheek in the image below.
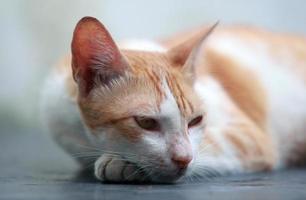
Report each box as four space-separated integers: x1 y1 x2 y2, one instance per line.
189 126 205 142
141 134 167 154
188 127 205 157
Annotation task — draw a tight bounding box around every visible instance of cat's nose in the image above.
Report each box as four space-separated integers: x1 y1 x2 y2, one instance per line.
171 154 192 169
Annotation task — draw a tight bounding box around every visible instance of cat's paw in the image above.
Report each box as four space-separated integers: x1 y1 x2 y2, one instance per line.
94 154 147 182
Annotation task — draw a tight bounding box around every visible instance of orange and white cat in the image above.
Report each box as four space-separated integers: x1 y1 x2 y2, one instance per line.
41 17 306 183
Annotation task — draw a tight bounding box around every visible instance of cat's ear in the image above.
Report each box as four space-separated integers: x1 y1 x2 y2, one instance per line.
71 17 129 96
167 22 218 83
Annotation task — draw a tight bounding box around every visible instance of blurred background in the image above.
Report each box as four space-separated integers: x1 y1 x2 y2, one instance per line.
1 2 306 197
1 0 306 130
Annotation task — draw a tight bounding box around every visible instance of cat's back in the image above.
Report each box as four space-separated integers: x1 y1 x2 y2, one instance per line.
206 26 306 76
196 26 306 165
164 25 306 74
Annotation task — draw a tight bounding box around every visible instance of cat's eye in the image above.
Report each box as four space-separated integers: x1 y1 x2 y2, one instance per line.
188 115 203 128
134 116 160 131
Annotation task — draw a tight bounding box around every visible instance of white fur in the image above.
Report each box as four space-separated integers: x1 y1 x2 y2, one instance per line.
41 68 94 165
159 79 183 131
119 39 166 52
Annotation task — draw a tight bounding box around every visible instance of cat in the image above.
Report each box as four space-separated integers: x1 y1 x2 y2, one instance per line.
41 16 306 183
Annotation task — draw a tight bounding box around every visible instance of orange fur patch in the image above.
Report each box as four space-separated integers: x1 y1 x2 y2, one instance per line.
203 49 268 130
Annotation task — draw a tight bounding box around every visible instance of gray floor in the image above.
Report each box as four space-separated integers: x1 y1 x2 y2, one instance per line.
1 123 306 200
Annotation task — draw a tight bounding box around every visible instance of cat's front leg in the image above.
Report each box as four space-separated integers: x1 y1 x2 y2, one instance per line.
94 154 147 182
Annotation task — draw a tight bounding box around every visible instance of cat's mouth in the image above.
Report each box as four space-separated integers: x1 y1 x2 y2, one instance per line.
128 156 191 183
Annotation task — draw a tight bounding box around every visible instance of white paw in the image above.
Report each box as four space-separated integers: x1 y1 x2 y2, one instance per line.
94 154 148 182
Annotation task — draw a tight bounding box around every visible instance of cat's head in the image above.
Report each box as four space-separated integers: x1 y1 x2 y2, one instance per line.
71 17 215 182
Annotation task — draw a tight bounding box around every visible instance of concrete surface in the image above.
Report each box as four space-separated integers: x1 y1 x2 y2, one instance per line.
1 124 306 200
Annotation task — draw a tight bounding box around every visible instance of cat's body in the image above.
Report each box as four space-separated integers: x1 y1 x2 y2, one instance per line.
42 17 306 183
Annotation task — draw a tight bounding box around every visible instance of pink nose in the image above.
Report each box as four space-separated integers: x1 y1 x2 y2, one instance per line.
171 155 192 169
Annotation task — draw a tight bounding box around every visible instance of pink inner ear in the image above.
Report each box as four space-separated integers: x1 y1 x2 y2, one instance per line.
71 17 128 95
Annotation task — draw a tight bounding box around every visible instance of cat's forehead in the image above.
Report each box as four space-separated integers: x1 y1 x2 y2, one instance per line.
122 50 198 117
122 50 171 72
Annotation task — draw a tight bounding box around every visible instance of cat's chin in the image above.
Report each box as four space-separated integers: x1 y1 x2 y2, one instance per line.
148 169 187 183
149 175 183 184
